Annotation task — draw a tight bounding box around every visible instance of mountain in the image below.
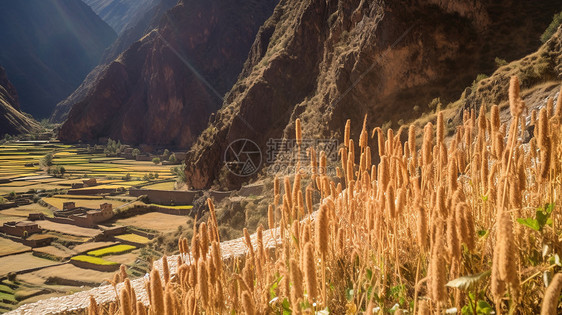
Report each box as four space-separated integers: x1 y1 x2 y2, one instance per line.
82 0 161 35
0 0 117 119
183 0 562 190
58 0 278 147
51 0 178 123
0 67 40 136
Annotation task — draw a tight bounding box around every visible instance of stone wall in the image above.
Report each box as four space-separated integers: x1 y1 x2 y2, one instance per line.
47 216 96 229
129 189 199 205
208 190 233 202
67 188 118 195
238 184 264 197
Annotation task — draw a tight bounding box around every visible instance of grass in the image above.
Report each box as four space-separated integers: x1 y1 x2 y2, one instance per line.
142 181 175 190
0 292 17 303
0 285 14 294
149 204 193 210
91 78 562 314
87 244 136 257
114 234 150 244
70 255 117 266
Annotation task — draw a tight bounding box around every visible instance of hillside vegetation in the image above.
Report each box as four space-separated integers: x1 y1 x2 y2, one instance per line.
89 77 562 314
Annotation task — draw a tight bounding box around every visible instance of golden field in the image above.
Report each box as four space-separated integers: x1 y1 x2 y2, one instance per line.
89 78 562 314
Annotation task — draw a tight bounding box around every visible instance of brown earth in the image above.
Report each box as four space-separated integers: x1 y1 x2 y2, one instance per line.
184 0 562 190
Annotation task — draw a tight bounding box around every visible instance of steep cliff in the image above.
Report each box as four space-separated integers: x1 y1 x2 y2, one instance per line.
0 0 116 119
184 0 562 189
59 0 278 147
51 0 177 123
82 0 160 35
0 67 40 136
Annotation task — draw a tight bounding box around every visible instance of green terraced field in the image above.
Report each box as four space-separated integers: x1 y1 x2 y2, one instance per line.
87 244 136 257
70 255 117 266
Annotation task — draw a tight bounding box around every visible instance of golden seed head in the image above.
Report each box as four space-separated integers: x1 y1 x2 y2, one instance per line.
304 242 318 301
541 273 562 315
316 204 329 256
295 118 302 146
344 119 351 148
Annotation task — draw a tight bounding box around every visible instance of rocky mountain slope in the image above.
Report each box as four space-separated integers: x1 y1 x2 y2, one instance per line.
184 0 562 190
51 0 178 123
0 0 116 119
0 67 40 136
58 0 278 147
82 0 160 35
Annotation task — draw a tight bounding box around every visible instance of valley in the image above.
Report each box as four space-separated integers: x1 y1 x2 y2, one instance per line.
0 141 188 313
1 0 562 314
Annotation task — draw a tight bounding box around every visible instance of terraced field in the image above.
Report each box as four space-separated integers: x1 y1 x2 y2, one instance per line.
0 141 184 312
0 142 173 186
41 196 126 210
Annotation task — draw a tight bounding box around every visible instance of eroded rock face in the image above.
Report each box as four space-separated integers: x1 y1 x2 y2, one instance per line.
0 66 40 136
184 0 562 190
59 0 278 147
50 0 178 123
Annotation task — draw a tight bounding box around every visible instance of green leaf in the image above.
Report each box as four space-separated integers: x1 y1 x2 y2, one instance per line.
476 300 493 314
461 305 472 315
477 229 488 237
517 218 540 231
545 203 554 215
481 195 488 202
536 210 549 228
446 270 491 290
270 275 281 300
366 268 373 281
282 298 291 315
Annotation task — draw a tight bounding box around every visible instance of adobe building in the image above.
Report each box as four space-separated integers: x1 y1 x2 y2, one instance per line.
0 221 41 237
52 202 115 228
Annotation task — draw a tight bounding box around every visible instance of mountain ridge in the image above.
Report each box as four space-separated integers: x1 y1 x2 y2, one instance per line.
0 0 116 119
58 0 278 147
51 0 178 123
183 0 562 190
0 66 41 136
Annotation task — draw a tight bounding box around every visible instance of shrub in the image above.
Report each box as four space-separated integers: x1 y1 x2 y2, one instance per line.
168 153 177 163
132 148 140 158
152 157 161 165
541 11 562 43
171 163 187 183
104 138 123 156
428 97 442 112
495 57 508 67
39 152 53 169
